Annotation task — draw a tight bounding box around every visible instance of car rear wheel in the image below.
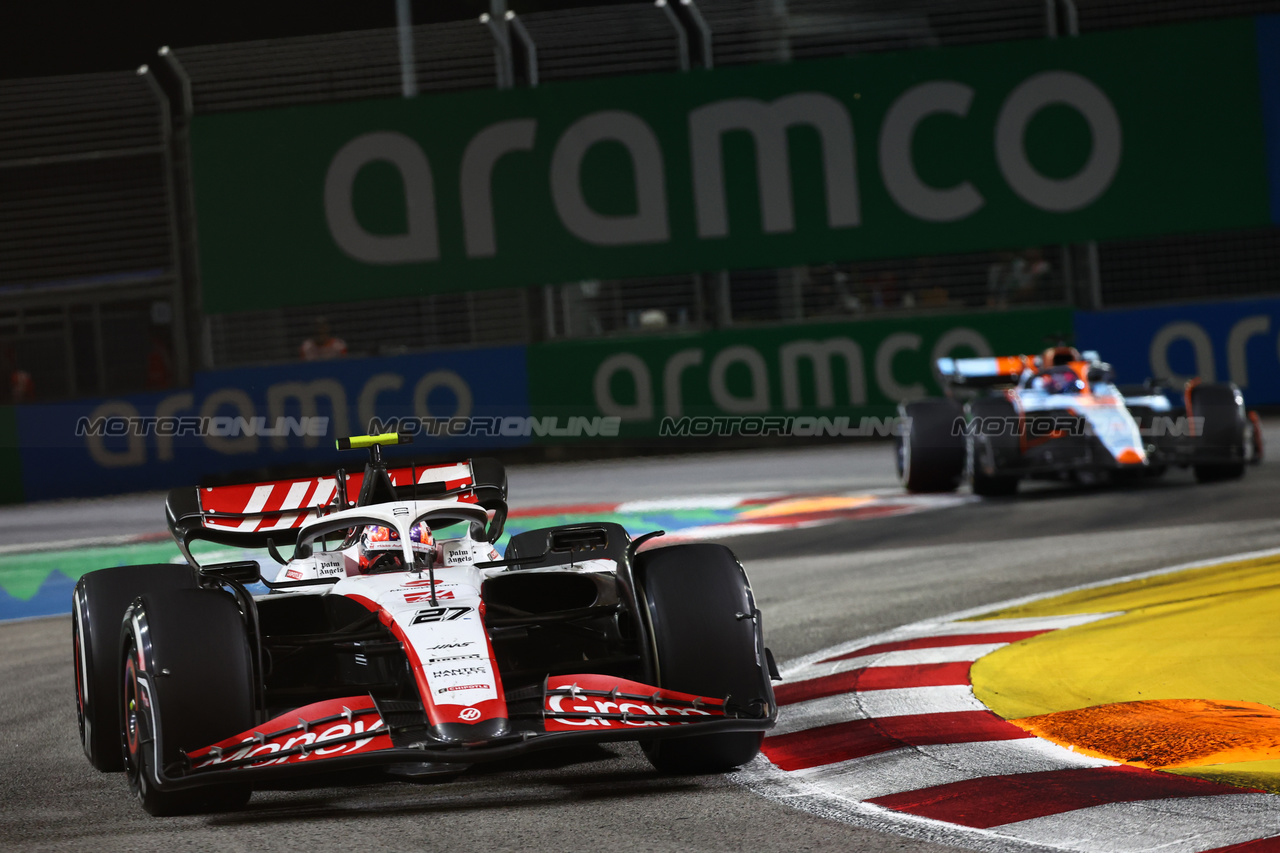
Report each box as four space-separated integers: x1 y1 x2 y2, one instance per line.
120 587 254 815
895 399 965 493
1190 383 1246 482
73 564 197 772
637 544 770 773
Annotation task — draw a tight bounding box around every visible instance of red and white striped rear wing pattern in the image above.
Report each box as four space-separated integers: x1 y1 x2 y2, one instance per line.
165 461 486 556
196 462 475 534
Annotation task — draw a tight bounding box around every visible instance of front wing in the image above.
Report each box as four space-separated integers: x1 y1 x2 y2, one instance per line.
140 674 776 791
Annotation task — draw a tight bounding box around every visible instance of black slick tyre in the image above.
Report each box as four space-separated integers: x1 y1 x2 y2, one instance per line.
120 587 254 815
73 564 197 772
966 398 1020 497
1190 383 1246 483
637 544 769 773
896 399 965 493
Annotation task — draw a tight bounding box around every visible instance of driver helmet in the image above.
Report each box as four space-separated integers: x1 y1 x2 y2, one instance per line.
358 521 434 573
1041 368 1082 395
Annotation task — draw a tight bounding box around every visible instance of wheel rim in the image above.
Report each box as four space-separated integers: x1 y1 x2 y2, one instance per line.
122 645 148 798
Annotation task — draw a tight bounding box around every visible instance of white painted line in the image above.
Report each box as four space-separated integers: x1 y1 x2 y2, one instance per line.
771 693 863 735
656 521 827 541
613 494 778 513
857 685 991 720
998 794 1280 853
915 613 1126 637
0 533 169 555
783 613 1122 675
772 685 987 735
790 643 1012 679
794 739 1115 800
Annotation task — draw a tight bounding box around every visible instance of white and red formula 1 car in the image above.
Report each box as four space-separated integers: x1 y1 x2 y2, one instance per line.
896 345 1264 496
73 435 778 814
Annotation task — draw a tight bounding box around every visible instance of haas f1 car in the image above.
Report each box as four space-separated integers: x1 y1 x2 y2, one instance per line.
73 435 777 815
896 346 1264 496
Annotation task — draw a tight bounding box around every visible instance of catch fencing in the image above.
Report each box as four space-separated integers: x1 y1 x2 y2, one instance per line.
6 0 1280 393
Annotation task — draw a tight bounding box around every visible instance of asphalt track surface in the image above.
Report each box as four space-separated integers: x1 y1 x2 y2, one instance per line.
4 432 1280 852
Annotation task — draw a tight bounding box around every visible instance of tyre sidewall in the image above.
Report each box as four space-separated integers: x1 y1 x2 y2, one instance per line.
73 564 196 772
898 399 965 493
637 544 770 772
1191 383 1246 481
119 587 255 815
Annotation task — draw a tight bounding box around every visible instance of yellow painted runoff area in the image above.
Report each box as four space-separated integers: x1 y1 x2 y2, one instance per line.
969 554 1280 792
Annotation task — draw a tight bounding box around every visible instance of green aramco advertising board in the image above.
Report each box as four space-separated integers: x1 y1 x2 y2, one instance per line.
527 306 1073 439
191 19 1267 312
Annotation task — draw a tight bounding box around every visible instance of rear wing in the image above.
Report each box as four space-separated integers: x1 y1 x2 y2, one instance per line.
165 457 508 560
936 355 1034 389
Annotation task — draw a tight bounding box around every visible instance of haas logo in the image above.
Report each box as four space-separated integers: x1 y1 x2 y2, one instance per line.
459 707 482 722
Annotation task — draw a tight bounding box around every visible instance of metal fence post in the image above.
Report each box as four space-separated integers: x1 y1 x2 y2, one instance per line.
655 1 691 72
769 0 792 64
678 0 713 69
481 2 514 91
716 271 733 327
1061 244 1075 306
502 7 551 340
396 0 419 98
1061 0 1079 36
1057 0 1097 309
543 287 557 339
157 46 214 373
1087 241 1102 309
505 11 554 342
137 64 191 388
506 11 538 87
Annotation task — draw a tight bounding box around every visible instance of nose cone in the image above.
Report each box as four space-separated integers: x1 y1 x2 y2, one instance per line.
1115 448 1146 466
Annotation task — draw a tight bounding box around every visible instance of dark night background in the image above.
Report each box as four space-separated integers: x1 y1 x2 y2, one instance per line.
1 0 623 80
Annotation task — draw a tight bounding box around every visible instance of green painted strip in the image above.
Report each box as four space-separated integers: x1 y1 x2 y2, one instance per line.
0 539 248 602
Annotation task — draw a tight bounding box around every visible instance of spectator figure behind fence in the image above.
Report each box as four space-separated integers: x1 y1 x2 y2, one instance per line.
987 248 1051 308
300 317 348 361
